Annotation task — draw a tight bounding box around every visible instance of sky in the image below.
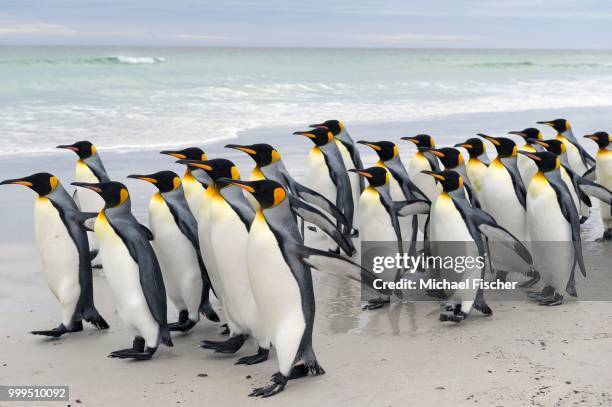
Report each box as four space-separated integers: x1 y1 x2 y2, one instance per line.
1 0 612 48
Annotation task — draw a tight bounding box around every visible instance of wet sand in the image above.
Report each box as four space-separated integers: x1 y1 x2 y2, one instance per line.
1 108 611 406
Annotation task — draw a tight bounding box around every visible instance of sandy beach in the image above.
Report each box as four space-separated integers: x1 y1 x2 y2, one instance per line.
1 108 612 406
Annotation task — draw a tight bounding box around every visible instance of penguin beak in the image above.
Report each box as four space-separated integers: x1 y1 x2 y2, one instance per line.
225 144 257 155
308 122 324 128
356 141 382 151
508 131 527 138
127 174 157 184
222 178 255 193
71 182 103 193
583 134 599 141
534 140 549 148
400 137 419 145
429 149 445 158
176 159 213 171
421 171 445 181
160 150 187 159
348 169 373 178
0 177 33 187
454 143 472 149
477 134 500 146
517 151 541 162
536 121 554 127
293 131 316 139
56 144 79 152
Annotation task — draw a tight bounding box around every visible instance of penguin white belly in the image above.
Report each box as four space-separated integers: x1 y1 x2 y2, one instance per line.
336 140 360 220
559 136 587 175
247 213 305 375
34 198 81 326
182 173 205 216
408 153 441 232
429 194 474 242
596 150 612 227
95 213 159 346
358 188 397 242
480 160 527 240
209 196 266 341
527 174 573 292
466 159 487 195
305 147 336 204
149 194 202 319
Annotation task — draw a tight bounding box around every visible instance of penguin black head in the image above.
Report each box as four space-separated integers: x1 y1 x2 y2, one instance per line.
223 179 286 209
421 170 463 193
57 140 97 159
508 128 542 143
294 127 333 147
584 132 610 149
356 140 398 162
454 138 486 159
478 134 517 158
160 147 207 161
427 147 463 169
537 119 570 134
534 139 565 156
349 167 389 188
225 143 281 167
177 158 239 186
517 151 560 173
401 134 436 148
309 120 343 135
0 172 60 196
127 171 181 193
72 181 130 208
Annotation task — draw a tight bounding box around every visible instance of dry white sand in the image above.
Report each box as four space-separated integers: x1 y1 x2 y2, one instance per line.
1 109 612 406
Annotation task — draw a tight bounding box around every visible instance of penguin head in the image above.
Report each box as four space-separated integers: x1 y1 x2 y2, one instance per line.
454 138 486 159
72 181 130 208
294 127 333 147
223 179 286 209
508 128 542 143
517 151 560 173
127 171 181 193
537 119 570 134
160 147 207 161
421 170 463 193
349 167 389 188
56 140 97 159
401 134 435 148
177 158 239 186
427 147 463 169
478 134 517 158
0 172 60 196
309 120 344 135
584 132 610 149
534 139 565 156
356 140 398 162
225 143 281 167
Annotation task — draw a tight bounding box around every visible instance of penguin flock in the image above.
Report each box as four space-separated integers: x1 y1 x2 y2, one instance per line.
1 118 611 397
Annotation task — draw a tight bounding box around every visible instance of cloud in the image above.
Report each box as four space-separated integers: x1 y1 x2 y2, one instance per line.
0 23 76 35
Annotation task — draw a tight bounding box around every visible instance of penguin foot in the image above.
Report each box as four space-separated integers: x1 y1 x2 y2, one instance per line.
495 270 509 283
362 298 390 310
473 301 493 316
596 229 612 242
439 311 467 323
31 321 83 338
519 270 541 288
92 264 103 270
527 285 554 300
538 293 563 306
303 360 325 376
249 373 288 398
235 347 269 365
108 337 157 360
219 323 230 336
201 334 247 353
199 304 220 323
168 310 197 332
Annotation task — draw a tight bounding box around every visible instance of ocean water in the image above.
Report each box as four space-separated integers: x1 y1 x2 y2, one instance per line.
1 46 612 156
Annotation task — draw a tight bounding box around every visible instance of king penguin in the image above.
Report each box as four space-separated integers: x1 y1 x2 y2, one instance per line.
225 179 385 397
422 170 533 321
584 132 612 241
537 119 596 176
350 166 430 309
160 147 210 216
508 128 544 187
0 173 109 337
72 181 173 359
425 146 480 208
57 141 110 265
176 158 271 364
454 137 490 197
127 171 219 331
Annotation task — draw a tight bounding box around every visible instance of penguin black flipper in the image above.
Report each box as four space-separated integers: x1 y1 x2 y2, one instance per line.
501 157 527 209
393 199 431 217
545 173 587 278
575 176 612 208
340 140 366 192
563 165 593 208
287 195 355 256
107 215 173 346
582 165 596 182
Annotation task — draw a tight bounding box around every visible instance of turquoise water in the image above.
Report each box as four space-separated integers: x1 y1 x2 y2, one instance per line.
1 47 612 155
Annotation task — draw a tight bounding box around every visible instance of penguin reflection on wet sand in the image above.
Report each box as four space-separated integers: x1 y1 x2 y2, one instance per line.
225 179 387 397
583 132 612 241
422 170 533 321
160 147 210 216
127 171 219 332
72 181 173 359
0 173 109 337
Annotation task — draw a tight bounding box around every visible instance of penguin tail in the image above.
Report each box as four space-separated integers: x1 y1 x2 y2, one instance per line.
160 325 173 347
82 307 110 330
